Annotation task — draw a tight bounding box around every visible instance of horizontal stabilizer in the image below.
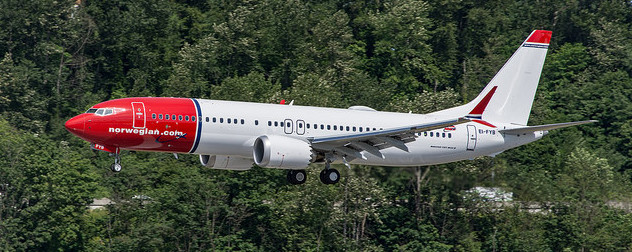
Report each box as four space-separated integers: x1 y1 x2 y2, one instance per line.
499 120 597 135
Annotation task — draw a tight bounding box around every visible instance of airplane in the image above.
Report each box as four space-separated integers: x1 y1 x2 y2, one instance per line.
65 30 596 185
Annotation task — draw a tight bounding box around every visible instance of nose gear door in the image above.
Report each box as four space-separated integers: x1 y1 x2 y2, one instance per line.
132 102 146 129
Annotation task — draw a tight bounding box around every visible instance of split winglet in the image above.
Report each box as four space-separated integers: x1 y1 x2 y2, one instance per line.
466 86 498 127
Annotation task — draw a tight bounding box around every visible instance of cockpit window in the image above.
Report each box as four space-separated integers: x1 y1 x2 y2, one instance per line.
92 108 116 116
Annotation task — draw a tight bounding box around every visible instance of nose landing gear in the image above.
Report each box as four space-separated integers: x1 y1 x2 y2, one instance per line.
110 149 122 172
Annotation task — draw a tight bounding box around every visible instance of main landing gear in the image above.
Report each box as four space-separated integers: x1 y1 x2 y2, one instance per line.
285 160 341 185
287 170 307 185
320 162 340 185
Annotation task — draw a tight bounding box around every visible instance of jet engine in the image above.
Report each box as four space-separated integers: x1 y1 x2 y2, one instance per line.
253 135 314 169
199 155 253 171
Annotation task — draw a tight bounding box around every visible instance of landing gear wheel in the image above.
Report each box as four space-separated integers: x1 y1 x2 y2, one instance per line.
287 170 307 185
319 168 340 184
111 152 122 172
110 163 122 172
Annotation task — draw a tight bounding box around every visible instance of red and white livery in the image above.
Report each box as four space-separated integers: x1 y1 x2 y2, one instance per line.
65 30 595 184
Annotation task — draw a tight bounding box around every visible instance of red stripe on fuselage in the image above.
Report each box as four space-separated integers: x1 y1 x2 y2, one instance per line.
83 97 198 153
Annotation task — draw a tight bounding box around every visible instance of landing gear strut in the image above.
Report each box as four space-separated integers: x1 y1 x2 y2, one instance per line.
110 149 122 172
319 160 340 185
287 170 306 185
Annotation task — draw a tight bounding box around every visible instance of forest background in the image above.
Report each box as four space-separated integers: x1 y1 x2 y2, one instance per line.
1 0 632 251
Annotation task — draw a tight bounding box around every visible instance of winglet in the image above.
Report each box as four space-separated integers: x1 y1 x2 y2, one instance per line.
467 86 497 119
466 86 498 128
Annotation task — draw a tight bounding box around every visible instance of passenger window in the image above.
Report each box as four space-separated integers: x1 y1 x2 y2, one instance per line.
442 133 446 138
159 114 163 120
213 117 217 123
228 118 232 124
152 113 156 119
424 132 427 136
333 125 337 130
327 125 331 130
288 122 292 128
220 118 224 123
359 127 363 132
206 117 210 122
167 114 171 120
280 122 284 127
298 123 303 128
241 119 245 124
448 133 452 138
192 116 196 122
255 120 259 125
430 132 434 137
366 127 370 132
373 128 377 131
353 126 356 132
306 124 310 129
320 125 324 130
436 133 440 138
346 126 350 131
185 115 190 121
274 121 278 127
340 126 343 131
268 121 272 126
172 115 176 121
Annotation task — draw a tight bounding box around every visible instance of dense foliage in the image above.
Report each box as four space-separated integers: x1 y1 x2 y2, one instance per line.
2 0 632 251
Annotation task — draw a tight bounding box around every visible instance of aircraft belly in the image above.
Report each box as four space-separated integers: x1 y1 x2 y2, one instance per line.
193 133 255 157
351 132 511 166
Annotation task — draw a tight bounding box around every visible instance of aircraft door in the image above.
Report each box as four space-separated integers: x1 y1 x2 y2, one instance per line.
466 125 477 151
296 120 305 135
131 102 146 129
284 119 293 134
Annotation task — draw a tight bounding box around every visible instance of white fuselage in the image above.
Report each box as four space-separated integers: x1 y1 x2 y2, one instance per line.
193 99 543 166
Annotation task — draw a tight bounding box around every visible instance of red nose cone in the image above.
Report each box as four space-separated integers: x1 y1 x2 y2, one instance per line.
65 116 84 135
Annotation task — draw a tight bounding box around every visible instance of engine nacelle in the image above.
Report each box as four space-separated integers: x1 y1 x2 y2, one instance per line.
253 135 313 169
199 155 253 171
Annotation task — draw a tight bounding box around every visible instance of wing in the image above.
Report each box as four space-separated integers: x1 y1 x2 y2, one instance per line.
308 117 470 160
